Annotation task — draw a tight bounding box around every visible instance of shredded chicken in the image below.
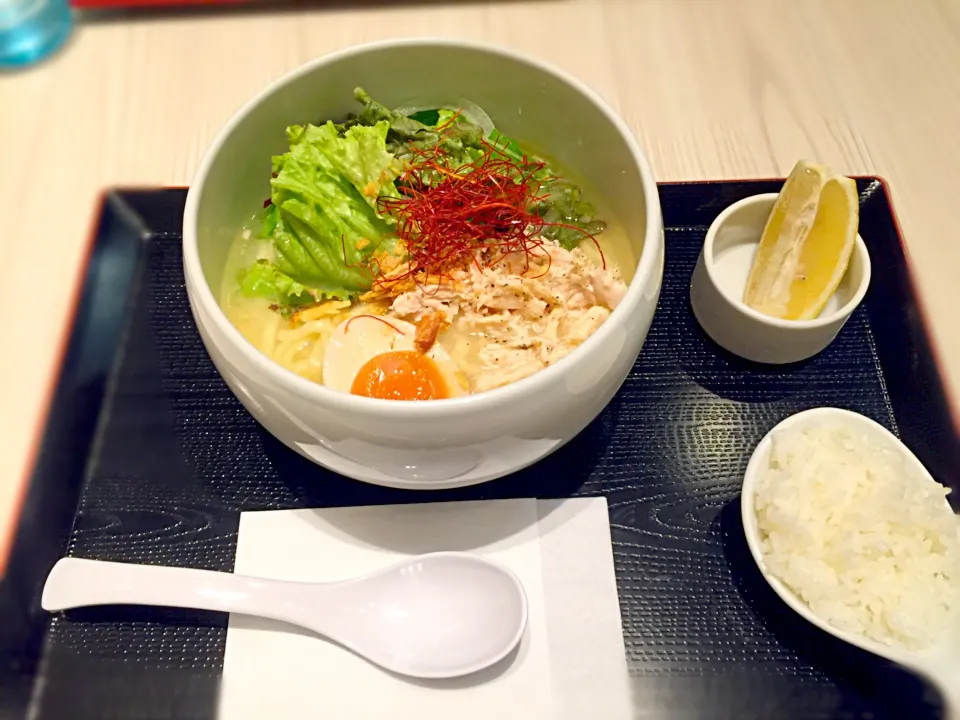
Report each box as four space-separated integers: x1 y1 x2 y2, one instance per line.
389 285 461 322
590 268 627 309
386 240 626 393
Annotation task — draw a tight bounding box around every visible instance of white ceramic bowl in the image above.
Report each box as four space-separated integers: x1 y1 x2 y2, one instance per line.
182 38 664 489
690 194 871 364
741 407 954 661
741 407 960 713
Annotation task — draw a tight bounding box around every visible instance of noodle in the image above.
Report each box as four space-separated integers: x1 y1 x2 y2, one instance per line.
257 314 281 357
293 300 351 323
277 338 309 369
270 317 339 381
276 319 336 344
306 334 327 369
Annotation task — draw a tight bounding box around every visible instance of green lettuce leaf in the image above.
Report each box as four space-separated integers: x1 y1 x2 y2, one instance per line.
254 119 403 300
237 259 315 306
333 123 405 207
406 109 441 126
287 121 403 209
487 128 525 164
281 121 402 203
261 202 279 237
353 88 435 142
404 108 461 128
436 109 458 127
533 180 607 250
348 88 485 171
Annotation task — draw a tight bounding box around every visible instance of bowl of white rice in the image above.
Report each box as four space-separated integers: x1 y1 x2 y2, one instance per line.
741 407 959 655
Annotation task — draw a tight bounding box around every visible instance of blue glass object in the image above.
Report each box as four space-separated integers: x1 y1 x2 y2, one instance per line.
0 0 73 69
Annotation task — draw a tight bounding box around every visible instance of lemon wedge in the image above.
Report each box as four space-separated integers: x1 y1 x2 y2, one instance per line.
743 160 858 320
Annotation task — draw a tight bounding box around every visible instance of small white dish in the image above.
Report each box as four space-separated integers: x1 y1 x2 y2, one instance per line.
690 194 871 364
41 552 528 680
741 407 960 716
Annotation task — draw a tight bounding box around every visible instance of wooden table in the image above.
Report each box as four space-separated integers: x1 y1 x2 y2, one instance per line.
1 0 958 563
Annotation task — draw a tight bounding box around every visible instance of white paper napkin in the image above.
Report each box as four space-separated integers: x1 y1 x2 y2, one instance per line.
219 498 630 720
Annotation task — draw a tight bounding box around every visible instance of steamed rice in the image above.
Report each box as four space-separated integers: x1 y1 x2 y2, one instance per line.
754 420 959 650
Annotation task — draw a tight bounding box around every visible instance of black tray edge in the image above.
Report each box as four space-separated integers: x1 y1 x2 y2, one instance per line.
1 178 957 717
0 189 153 717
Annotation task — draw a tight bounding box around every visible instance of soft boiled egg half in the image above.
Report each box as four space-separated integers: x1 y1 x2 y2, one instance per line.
322 315 468 401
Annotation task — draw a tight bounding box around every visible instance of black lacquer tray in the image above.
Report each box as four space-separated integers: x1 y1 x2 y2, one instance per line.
1 179 958 720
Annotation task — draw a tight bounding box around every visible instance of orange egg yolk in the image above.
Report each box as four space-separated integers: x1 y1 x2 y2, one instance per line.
350 351 449 401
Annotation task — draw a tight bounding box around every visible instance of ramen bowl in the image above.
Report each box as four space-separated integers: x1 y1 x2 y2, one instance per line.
182 38 664 489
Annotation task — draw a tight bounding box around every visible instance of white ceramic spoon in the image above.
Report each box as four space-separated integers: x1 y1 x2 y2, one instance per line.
41 551 527 679
741 407 960 718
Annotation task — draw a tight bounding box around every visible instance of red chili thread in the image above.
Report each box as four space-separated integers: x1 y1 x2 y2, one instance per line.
436 108 463 130
373 134 604 290
344 314 404 335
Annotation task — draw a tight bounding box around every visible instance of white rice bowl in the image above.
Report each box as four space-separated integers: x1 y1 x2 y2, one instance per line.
754 420 959 650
